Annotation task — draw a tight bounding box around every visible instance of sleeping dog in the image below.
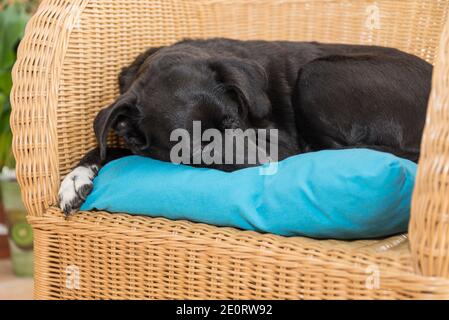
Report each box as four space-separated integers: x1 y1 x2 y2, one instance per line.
59 38 432 216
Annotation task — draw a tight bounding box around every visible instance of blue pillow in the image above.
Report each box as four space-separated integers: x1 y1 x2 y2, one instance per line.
81 149 416 239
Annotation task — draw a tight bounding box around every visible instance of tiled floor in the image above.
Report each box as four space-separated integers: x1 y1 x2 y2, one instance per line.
0 259 34 300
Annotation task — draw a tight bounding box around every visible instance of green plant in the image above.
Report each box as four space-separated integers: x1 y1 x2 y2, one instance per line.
0 0 38 171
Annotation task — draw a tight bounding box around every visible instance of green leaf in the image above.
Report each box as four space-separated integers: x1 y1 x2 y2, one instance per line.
0 3 29 70
0 99 13 169
0 1 32 170
0 92 5 111
0 69 13 94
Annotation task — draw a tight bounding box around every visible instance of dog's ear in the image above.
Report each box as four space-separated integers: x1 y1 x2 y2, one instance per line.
119 46 163 93
94 92 138 161
209 58 271 121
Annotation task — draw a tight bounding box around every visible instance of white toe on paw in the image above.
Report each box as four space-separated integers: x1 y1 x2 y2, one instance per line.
58 165 98 216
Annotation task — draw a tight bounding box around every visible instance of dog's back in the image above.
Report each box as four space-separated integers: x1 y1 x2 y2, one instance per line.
167 38 432 161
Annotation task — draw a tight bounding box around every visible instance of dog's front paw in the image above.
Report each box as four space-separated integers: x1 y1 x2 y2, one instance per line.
58 165 98 216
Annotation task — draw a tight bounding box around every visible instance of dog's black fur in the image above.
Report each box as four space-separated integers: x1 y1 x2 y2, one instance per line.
59 38 432 215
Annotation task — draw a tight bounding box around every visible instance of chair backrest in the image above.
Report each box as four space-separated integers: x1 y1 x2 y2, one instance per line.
11 0 449 215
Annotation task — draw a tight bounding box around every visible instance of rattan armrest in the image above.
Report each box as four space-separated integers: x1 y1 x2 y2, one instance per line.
410 16 449 279
11 0 89 216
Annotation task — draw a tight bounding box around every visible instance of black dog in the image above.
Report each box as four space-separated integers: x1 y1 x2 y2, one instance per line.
59 38 432 215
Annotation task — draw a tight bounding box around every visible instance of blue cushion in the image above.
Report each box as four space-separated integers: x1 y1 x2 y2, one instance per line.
81 149 416 239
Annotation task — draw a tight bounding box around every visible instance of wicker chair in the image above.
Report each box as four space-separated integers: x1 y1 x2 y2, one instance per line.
10 0 449 299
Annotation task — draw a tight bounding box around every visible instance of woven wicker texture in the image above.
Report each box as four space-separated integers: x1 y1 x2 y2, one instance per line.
10 0 449 299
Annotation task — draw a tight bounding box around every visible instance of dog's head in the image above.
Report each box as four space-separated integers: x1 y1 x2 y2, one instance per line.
94 44 273 169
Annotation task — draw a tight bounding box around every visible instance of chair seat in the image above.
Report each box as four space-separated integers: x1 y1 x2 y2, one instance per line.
28 207 449 299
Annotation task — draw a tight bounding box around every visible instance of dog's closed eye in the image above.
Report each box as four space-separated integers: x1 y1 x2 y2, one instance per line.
222 116 240 130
